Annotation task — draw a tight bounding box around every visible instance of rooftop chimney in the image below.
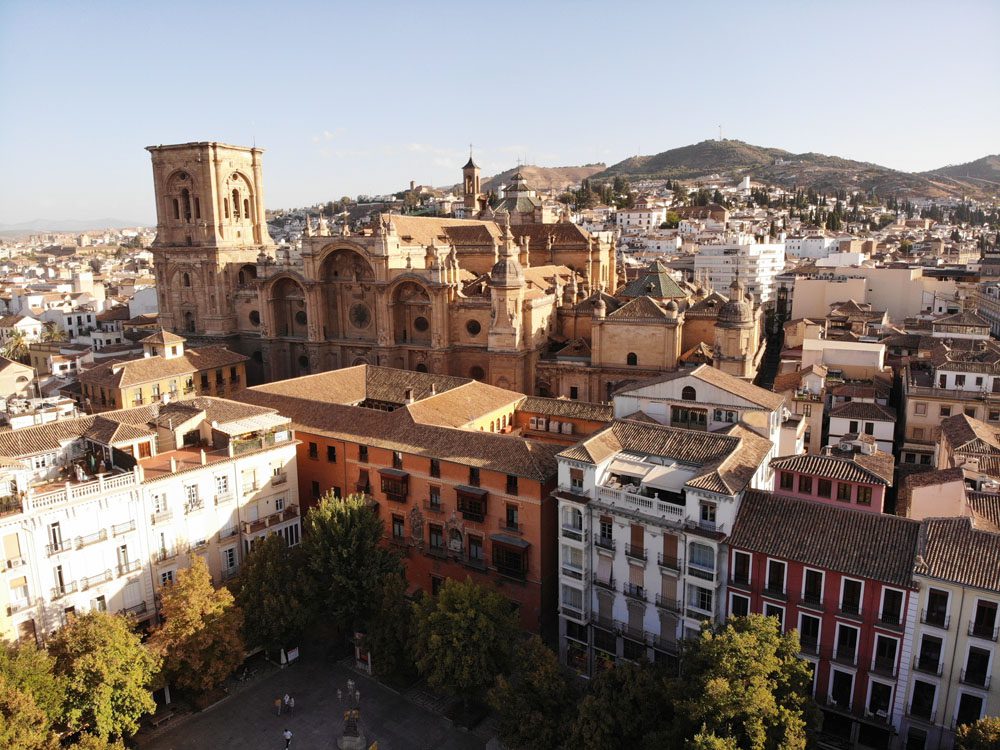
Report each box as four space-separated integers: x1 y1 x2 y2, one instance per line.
404 388 415 404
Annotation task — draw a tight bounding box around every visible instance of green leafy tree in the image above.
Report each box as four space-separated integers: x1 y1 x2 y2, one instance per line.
673 183 688 205
0 639 65 729
687 732 739 750
663 210 681 229
568 661 673 750
150 556 244 696
0 674 57 750
490 636 577 750
670 615 816 750
235 534 310 655
48 611 159 740
956 716 1000 750
363 571 418 683
2 328 30 361
413 578 518 709
69 736 128 750
301 492 402 634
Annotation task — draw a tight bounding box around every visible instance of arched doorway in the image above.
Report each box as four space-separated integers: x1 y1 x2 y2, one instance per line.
390 281 432 345
269 277 308 339
319 249 375 341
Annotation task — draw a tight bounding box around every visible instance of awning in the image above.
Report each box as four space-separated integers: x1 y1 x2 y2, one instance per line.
9 575 27 588
378 468 408 479
489 533 530 549
455 484 488 497
608 457 649 479
214 412 289 436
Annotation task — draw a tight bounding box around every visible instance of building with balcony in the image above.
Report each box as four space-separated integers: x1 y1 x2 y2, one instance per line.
555 417 773 676
827 401 897 455
772 363 827 454
0 396 298 644
234 364 573 635
900 515 1000 750
726 490 921 750
771 435 894 513
902 339 1000 466
79 330 247 413
937 412 1000 490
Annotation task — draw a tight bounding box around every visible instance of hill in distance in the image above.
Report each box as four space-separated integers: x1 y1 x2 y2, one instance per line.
592 139 994 200
452 163 605 195
921 155 1000 195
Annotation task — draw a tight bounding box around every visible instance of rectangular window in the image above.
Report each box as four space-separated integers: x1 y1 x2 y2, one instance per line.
836 483 852 502
909 680 936 720
873 634 898 674
940 406 951 417
310 481 320 499
730 594 750 617
160 570 174 586
505 504 519 531
917 634 943 674
857 486 872 505
764 603 784 628
841 579 863 615
849 420 859 433
835 623 859 664
798 475 812 494
457 489 485 522
880 588 903 626
468 466 480 487
765 559 786 596
429 486 441 509
429 459 440 478
799 613 821 653
308 442 318 460
392 451 403 470
429 524 444 550
359 445 368 462
914 402 927 416
956 375 966 387
569 386 578 400
864 422 875 435
732 551 751 585
971 599 998 639
327 445 337 462
779 472 794 490
506 474 518 495
391 514 404 540
817 479 832 498
570 468 583 490
956 693 984 727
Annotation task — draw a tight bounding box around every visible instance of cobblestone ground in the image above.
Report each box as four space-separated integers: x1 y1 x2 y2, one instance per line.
138 657 488 750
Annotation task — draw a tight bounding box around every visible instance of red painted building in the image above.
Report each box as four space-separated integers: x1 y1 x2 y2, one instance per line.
726 491 921 750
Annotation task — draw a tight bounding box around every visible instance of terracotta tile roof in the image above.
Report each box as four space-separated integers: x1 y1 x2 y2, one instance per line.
139 329 186 346
772 370 805 394
901 467 966 490
382 215 500 247
234 375 561 481
967 493 1000 532
615 364 785 411
79 346 247 389
606 295 670 321
517 396 613 422
771 452 893 486
940 413 1000 454
83 416 155 445
916 517 1000 591
405 382 523 428
932 310 990 328
618 261 687 300
828 400 897 422
730 490 920 588
510 223 592 248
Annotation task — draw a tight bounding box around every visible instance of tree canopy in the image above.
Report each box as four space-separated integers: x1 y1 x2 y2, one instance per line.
412 577 518 708
235 533 310 654
363 571 418 683
48 611 159 740
301 492 401 633
957 716 1000 750
0 639 65 729
150 556 244 696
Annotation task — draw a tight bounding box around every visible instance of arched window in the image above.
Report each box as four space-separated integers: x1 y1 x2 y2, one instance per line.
243 198 250 219
681 386 697 401
490 420 495 432
415 363 428 373
223 198 230 219
172 199 180 220
180 188 192 221
626 352 638 366
232 189 241 219
194 197 201 220
182 272 191 287
501 415 507 428
184 311 195 333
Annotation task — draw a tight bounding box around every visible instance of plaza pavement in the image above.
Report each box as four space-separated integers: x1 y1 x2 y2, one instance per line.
139 657 488 750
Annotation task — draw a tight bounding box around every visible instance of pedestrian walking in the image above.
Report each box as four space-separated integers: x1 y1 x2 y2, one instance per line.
283 693 290 710
274 697 282 716
283 728 292 748
288 696 295 715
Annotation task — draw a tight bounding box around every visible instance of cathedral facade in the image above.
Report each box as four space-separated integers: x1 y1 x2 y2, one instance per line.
146 142 763 400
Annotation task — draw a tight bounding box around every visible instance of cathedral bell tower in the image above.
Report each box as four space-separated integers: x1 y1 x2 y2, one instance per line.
488 223 525 352
146 142 275 339
463 153 482 213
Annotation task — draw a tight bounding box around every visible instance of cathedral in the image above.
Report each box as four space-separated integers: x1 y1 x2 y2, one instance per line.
146 142 764 400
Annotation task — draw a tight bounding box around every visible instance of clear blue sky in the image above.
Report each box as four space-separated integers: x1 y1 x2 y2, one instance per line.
1 0 997 226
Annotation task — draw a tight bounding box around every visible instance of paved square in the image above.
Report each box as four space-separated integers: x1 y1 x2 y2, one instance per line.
140 658 487 750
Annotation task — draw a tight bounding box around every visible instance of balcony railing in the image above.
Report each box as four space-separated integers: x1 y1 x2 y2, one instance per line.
184 498 205 514
595 536 616 552
623 582 647 601
76 529 108 549
81 569 112 591
799 636 820 655
215 491 234 505
906 705 936 724
561 525 586 542
871 656 898 678
51 582 77 599
272 473 288 486
7 597 33 615
597 485 685 523
687 562 716 582
112 519 135 536
960 669 991 689
495 562 526 581
878 611 904 629
655 594 682 613
46 540 68 555
913 655 943 676
0 495 22 517
423 499 444 514
968 621 999 641
155 547 178 563
763 583 787 600
921 609 950 629
658 553 681 572
221 566 240 582
498 519 523 535
838 602 863 619
242 504 299 535
560 603 586 622
624 544 646 562
729 573 751 588
121 601 147 618
801 592 824 610
462 554 487 572
117 559 141 576
561 563 584 581
593 574 616 591
151 510 173 525
830 646 858 666
218 526 238 541
425 545 447 559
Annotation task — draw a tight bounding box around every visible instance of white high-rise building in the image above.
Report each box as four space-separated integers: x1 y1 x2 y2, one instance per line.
694 236 785 304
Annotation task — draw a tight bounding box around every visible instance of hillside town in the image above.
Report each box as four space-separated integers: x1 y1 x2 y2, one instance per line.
1 139 998 750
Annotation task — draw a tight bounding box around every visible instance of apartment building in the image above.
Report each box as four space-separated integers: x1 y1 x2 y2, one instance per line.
771 435 894 513
727 491 921 750
234 365 586 636
79 330 247 412
693 238 785 304
0 396 298 644
827 401 897 454
900 516 1000 750
902 340 1000 466
772 364 826 454
555 417 773 676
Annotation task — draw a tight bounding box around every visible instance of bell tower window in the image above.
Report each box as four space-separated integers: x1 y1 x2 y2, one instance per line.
194 197 201 220
182 272 191 287
244 198 250 219
180 188 192 221
172 199 180 220
626 352 638 366
232 189 241 219
224 198 230 219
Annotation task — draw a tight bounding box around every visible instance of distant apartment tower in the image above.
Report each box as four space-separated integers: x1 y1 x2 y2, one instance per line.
693 237 785 304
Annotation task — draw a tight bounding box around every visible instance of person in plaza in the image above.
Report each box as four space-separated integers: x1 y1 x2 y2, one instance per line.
283 728 292 748
274 697 282 716
283 693 290 709
288 696 295 715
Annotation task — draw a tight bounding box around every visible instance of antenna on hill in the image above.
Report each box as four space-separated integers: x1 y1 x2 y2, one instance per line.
718 125 723 141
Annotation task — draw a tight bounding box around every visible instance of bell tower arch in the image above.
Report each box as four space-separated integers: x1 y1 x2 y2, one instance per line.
146 142 275 341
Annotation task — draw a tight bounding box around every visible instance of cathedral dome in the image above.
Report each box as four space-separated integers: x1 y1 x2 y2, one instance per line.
718 279 753 325
491 256 524 286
